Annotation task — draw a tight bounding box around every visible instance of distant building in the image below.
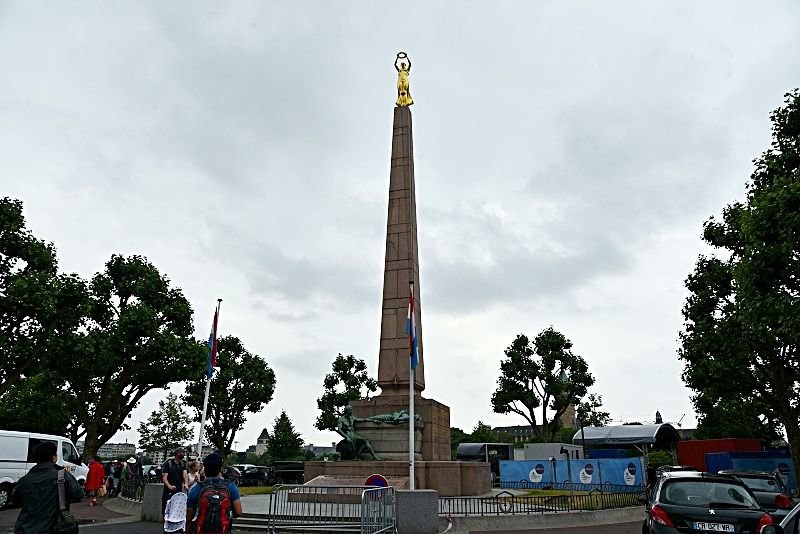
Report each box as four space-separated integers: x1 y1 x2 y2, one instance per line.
77 441 136 459
491 425 535 442
492 404 578 443
255 428 269 456
302 443 336 457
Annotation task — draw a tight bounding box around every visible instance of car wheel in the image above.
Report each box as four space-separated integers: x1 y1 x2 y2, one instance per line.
232 478 239 486
0 484 11 511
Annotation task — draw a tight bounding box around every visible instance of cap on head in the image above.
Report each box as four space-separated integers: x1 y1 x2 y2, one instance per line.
33 442 58 463
175 447 186 455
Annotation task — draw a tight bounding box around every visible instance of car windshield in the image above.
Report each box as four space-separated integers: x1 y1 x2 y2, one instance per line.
738 476 780 492
662 480 760 509
244 467 260 474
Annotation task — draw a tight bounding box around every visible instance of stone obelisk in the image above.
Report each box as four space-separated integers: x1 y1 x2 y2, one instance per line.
304 55 489 496
351 52 450 461
377 104 425 396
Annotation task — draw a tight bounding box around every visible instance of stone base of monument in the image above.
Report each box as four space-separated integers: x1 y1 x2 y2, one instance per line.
350 396 451 461
304 460 491 497
355 421 423 461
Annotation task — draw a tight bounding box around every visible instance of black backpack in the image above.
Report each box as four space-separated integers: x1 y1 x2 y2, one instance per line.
194 481 232 533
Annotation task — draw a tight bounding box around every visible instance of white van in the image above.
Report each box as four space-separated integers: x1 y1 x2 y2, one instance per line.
0 430 89 510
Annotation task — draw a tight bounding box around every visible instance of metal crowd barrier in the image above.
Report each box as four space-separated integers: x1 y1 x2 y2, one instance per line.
439 485 644 517
238 484 396 534
120 478 146 501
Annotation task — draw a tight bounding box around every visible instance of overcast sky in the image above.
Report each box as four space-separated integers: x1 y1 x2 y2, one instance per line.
2 1 799 452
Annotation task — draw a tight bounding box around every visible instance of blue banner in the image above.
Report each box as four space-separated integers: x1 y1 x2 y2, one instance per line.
500 457 645 488
731 458 797 490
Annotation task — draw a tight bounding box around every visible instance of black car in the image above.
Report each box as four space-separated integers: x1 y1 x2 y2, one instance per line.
719 470 795 522
240 466 275 486
221 466 241 485
640 471 776 534
778 501 800 533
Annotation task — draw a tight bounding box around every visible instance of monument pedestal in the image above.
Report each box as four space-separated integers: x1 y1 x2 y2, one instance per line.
351 396 450 461
304 460 491 497
355 421 423 461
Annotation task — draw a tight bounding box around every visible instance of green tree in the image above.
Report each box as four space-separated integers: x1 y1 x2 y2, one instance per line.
450 427 468 460
137 393 194 458
465 421 496 443
314 354 377 432
577 393 612 427
184 336 276 455
57 255 205 459
0 197 87 397
679 90 800 477
0 371 75 435
491 327 595 443
267 410 303 461
692 398 780 444
647 450 674 470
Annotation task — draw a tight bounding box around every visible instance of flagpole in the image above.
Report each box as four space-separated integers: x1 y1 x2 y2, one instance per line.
408 281 415 491
197 298 222 459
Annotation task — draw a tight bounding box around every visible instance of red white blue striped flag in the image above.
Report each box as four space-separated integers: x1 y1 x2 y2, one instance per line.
405 286 419 371
206 306 220 379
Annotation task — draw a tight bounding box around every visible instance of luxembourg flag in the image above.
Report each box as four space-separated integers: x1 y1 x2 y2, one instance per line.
405 285 419 371
206 305 220 379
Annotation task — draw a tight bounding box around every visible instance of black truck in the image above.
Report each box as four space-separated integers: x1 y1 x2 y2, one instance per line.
270 461 304 484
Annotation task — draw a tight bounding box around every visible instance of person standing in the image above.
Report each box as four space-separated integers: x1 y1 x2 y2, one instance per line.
161 447 188 515
11 441 83 533
187 461 201 490
186 453 242 534
85 455 105 506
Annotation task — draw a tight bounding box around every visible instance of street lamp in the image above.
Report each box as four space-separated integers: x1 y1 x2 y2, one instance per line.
576 407 587 460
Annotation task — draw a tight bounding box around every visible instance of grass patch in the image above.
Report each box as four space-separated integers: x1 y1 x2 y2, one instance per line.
237 486 275 495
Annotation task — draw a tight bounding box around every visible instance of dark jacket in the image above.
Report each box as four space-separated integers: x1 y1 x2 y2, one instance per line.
12 462 83 534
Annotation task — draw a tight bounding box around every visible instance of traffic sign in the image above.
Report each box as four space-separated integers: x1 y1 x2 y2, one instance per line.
365 473 388 487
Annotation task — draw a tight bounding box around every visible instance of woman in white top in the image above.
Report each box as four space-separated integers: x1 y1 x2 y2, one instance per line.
187 461 201 489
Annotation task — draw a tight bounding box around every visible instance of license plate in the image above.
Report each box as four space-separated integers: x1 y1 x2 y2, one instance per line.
693 522 734 532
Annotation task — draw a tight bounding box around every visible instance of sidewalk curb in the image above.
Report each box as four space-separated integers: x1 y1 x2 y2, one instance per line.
100 497 145 523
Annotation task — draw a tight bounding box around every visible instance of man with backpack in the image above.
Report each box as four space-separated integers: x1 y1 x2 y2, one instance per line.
12 441 83 533
186 453 242 534
161 447 189 514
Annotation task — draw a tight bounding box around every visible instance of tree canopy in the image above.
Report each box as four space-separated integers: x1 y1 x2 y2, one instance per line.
491 327 594 442
137 393 194 457
183 335 276 455
55 255 205 459
0 197 87 397
267 410 304 461
577 393 612 427
315 354 377 432
679 90 800 466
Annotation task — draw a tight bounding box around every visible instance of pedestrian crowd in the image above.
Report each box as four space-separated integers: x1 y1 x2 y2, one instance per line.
11 445 241 534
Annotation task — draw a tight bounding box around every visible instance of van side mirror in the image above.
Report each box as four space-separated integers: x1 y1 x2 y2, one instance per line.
760 526 784 534
638 493 649 504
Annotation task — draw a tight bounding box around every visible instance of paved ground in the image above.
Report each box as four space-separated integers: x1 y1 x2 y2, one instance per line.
0 495 133 532
478 521 642 534
0 492 643 533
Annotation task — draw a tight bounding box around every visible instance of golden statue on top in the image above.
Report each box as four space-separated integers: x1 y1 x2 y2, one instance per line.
395 52 413 107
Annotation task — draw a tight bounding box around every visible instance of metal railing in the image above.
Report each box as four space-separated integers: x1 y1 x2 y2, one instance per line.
238 484 395 534
120 478 146 501
501 481 645 494
439 486 644 517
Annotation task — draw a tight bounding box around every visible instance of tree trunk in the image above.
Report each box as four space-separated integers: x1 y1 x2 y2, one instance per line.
83 434 100 461
783 422 800 489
